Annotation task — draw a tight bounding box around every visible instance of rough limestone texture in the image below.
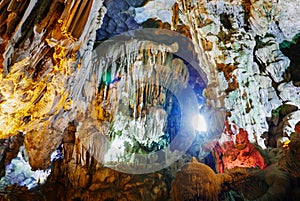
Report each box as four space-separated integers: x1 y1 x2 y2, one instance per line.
171 143 298 201
177 0 300 147
40 123 168 201
0 0 300 200
3 153 169 201
0 0 105 169
213 124 266 173
0 133 23 178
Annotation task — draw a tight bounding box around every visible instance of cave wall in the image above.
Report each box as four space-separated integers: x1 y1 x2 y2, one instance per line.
177 0 300 147
0 0 105 169
0 0 300 200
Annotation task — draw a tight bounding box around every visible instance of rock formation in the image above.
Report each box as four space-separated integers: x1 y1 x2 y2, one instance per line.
0 0 300 201
177 0 300 147
171 157 221 201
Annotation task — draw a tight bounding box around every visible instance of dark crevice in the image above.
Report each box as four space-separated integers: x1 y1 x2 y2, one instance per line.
253 36 284 98
280 33 300 87
241 0 251 31
15 0 52 49
220 13 233 30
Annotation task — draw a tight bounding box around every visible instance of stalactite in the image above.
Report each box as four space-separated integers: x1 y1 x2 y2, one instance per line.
0 0 105 170
177 0 295 146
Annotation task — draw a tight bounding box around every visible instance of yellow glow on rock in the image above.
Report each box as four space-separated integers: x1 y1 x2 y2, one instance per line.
0 43 74 139
283 139 291 148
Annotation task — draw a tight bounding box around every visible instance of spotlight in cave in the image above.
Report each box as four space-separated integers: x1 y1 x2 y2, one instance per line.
192 113 207 132
78 28 208 174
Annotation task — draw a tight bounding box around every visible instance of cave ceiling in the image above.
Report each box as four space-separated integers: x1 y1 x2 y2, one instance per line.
0 0 300 200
